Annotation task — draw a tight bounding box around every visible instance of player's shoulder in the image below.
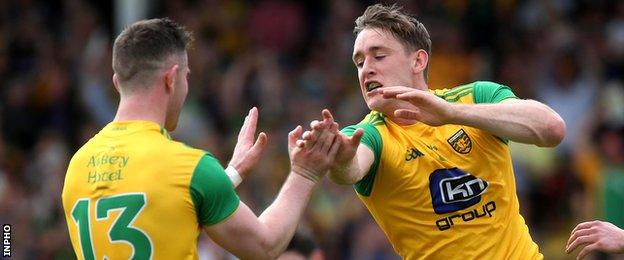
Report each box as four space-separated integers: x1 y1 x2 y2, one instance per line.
342 110 387 135
431 81 515 104
360 110 386 126
154 136 210 166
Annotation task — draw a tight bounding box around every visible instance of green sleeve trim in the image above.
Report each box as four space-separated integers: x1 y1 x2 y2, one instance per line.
190 154 240 226
341 123 382 196
472 81 517 104
159 127 172 140
473 81 518 144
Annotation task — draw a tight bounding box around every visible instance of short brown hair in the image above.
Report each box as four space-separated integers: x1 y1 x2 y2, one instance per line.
354 4 431 80
112 18 193 88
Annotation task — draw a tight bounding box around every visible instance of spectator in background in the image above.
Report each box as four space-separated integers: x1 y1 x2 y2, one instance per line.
278 230 324 260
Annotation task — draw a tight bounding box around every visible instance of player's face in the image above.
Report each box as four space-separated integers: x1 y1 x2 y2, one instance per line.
165 53 189 131
353 28 416 112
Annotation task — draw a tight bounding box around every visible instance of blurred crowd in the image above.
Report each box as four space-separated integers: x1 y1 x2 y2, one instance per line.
1 0 623 259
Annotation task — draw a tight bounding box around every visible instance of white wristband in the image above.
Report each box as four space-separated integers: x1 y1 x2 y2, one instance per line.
225 166 242 187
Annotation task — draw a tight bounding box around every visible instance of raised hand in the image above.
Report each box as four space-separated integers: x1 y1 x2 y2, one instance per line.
228 107 268 180
288 119 340 184
300 109 363 168
566 220 624 259
380 86 454 126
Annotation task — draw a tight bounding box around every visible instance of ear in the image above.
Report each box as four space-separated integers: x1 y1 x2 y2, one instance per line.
112 73 121 93
411 49 429 75
164 64 179 94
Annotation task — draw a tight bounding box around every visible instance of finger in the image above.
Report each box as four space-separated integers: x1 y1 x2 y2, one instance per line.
395 89 426 99
296 140 305 148
288 125 302 151
349 128 364 146
381 89 401 99
318 131 335 154
571 221 598 235
566 235 595 254
328 135 341 157
380 86 412 98
249 132 268 155
577 243 598 260
310 120 322 130
302 130 312 140
322 109 334 122
394 109 420 120
330 121 339 132
322 109 335 127
567 228 594 249
238 114 250 141
309 128 329 151
245 107 259 139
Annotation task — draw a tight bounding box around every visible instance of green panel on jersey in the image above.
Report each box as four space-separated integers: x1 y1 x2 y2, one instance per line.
342 123 383 196
190 154 240 226
473 81 518 144
473 81 517 104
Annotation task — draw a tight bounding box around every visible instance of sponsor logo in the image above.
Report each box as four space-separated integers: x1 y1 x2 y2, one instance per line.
435 201 496 231
429 168 488 214
447 129 472 154
405 148 424 161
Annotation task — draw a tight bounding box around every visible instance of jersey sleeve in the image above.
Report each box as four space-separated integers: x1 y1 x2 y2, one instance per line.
473 81 518 104
189 153 240 226
473 81 517 144
341 123 383 196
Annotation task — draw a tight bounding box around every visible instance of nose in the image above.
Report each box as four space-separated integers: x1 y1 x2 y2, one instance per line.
361 58 376 77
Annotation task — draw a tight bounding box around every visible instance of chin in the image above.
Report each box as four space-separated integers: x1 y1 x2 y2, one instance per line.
366 97 392 114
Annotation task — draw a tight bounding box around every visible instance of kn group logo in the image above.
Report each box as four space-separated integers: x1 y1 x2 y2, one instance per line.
429 168 489 214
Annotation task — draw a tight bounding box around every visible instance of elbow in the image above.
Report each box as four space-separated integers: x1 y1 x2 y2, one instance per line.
239 245 278 260
261 237 286 260
538 115 566 147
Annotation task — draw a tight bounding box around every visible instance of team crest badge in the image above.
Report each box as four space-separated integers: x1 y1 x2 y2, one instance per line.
447 129 472 154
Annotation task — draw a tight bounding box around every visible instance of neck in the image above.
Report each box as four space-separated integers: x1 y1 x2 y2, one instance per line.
114 90 167 127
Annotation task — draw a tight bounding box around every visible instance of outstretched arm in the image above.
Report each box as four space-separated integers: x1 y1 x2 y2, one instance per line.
204 122 339 259
381 86 566 147
451 99 565 147
566 220 624 259
328 144 374 185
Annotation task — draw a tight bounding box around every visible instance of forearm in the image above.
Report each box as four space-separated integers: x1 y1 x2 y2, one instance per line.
256 173 317 258
329 158 361 185
450 99 565 147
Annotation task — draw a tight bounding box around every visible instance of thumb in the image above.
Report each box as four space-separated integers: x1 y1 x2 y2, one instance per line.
288 125 302 151
349 128 364 146
249 132 268 155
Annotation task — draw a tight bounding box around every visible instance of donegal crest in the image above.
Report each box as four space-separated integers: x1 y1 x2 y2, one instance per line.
447 129 472 154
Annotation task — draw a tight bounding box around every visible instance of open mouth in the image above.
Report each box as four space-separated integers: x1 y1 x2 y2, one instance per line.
366 82 383 92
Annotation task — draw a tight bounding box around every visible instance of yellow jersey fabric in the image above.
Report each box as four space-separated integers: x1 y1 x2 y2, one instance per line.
343 81 542 259
62 121 239 260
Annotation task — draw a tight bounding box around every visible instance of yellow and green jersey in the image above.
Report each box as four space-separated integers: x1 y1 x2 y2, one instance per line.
343 81 542 259
61 121 239 260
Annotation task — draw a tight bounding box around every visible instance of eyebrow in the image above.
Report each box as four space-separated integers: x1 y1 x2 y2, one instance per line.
352 46 387 62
